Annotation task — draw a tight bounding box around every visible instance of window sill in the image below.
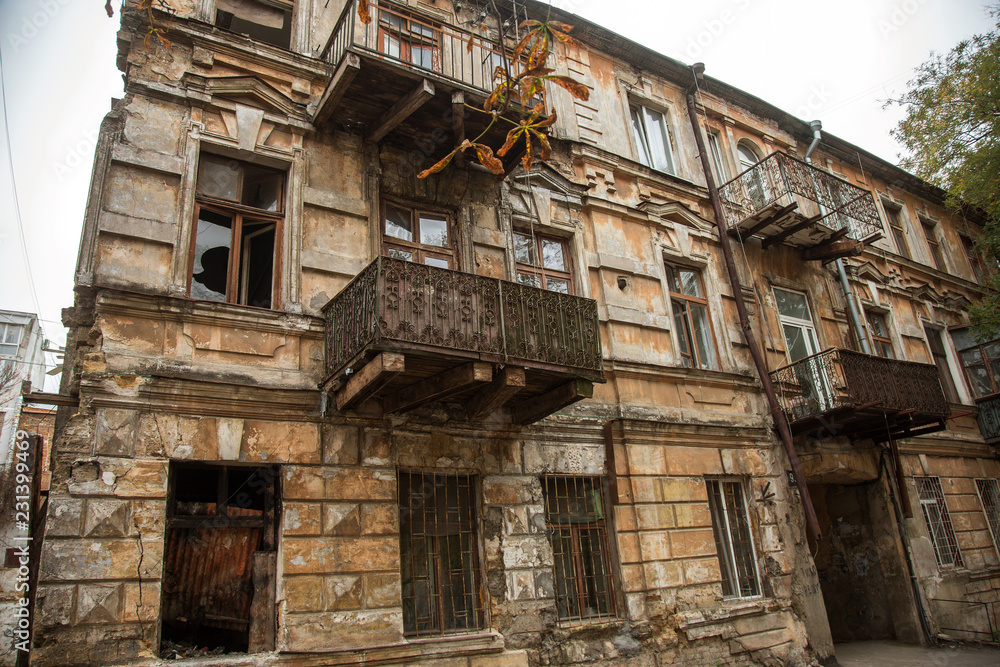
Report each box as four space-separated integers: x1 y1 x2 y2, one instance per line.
555 616 621 631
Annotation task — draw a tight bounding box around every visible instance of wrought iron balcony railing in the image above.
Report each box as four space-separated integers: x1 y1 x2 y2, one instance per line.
977 395 1000 444
320 0 506 97
769 348 949 439
322 257 603 384
718 151 883 246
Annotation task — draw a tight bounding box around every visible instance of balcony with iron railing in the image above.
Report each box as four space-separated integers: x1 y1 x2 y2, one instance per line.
769 348 950 441
718 152 884 262
321 257 604 423
977 394 1000 445
314 0 526 170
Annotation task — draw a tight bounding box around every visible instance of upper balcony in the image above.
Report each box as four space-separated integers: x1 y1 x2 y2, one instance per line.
321 257 604 423
314 0 522 170
769 348 950 442
719 152 883 262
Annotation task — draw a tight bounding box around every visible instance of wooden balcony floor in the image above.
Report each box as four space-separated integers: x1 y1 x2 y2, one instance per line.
787 403 947 443
728 202 865 261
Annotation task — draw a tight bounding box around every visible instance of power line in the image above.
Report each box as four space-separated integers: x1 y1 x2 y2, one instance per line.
0 41 44 334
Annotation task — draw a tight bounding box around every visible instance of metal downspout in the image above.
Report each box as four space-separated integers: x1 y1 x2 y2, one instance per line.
803 120 871 355
685 68 821 542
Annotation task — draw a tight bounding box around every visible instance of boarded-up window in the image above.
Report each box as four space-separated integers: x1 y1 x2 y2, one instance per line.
161 463 277 655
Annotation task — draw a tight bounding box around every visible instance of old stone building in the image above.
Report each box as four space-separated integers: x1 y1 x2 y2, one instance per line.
29 0 1000 665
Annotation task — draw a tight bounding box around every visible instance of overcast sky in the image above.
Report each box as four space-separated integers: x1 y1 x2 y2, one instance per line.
0 0 993 384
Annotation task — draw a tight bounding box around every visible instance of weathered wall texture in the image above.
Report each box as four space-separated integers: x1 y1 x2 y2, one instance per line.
28 0 1000 666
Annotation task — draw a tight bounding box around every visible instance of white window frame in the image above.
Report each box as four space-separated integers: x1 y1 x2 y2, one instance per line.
773 287 821 362
707 130 729 184
629 103 675 174
706 477 762 599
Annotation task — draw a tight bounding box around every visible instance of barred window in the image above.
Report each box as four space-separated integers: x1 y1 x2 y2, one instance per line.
915 476 963 567
398 471 484 636
976 479 1000 556
706 478 761 598
543 476 616 622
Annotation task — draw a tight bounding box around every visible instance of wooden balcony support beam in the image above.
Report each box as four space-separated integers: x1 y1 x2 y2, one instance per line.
467 366 525 420
314 53 360 126
737 202 798 241
761 212 823 249
368 78 436 143
452 91 465 166
384 361 492 414
336 352 405 411
512 378 593 425
801 239 864 263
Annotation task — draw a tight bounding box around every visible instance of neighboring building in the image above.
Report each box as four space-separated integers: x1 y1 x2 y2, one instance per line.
0 311 46 462
31 1 999 666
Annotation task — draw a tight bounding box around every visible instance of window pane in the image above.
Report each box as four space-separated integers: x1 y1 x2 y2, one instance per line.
514 233 535 265
630 107 651 167
419 214 449 247
386 205 414 242
679 268 703 297
383 34 402 58
868 313 887 337
412 46 435 69
191 209 233 302
387 248 414 262
673 301 693 368
424 256 450 269
381 11 405 29
783 324 812 362
241 164 283 211
738 145 759 172
774 289 811 321
2 325 21 345
239 220 275 309
541 239 566 271
546 278 570 294
517 273 541 288
643 107 673 173
961 349 993 397
197 155 239 200
690 304 717 370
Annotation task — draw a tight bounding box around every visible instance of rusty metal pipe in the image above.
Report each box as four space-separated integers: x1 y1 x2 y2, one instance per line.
685 76 821 542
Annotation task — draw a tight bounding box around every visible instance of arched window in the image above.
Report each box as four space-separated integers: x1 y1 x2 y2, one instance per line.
737 141 762 174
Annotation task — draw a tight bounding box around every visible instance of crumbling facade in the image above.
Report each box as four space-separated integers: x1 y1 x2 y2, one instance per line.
30 1 1000 665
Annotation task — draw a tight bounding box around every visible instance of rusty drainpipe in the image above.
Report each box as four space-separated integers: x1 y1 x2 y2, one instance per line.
685 65 821 543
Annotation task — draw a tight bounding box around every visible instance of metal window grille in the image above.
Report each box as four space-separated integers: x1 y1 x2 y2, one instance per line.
706 479 761 598
976 479 1000 556
915 476 964 567
398 471 484 636
543 476 616 622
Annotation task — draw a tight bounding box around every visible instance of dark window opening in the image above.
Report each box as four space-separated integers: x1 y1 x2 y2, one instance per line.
543 476 616 622
161 463 278 657
925 326 960 403
707 478 761 598
398 471 484 636
961 234 987 285
883 205 910 260
915 476 963 568
215 0 292 49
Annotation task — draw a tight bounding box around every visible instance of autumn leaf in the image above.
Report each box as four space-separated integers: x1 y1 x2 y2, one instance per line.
544 75 590 101
521 131 534 171
358 0 372 24
105 0 114 17
417 141 469 178
473 144 505 174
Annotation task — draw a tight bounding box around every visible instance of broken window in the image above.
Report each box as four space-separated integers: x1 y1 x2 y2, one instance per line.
161 463 278 656
382 201 455 268
513 231 573 294
215 0 293 49
190 154 285 309
543 476 616 622
630 103 674 174
915 476 963 568
665 264 718 370
398 471 484 635
951 329 1000 400
976 479 1000 557
706 478 761 598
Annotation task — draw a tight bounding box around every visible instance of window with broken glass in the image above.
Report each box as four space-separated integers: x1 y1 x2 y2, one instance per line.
706 478 761 598
190 154 285 309
665 264 718 370
215 0 293 49
951 328 1000 400
543 475 616 622
383 201 455 269
915 476 963 568
398 471 484 636
513 231 572 294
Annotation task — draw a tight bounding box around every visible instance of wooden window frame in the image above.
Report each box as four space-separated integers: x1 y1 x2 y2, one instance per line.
665 263 718 370
915 476 964 568
381 199 457 269
960 234 987 284
955 335 1000 400
513 230 573 294
706 477 762 598
925 326 960 403
865 310 894 359
189 155 285 310
921 219 946 271
882 204 910 260
543 475 617 623
377 5 441 71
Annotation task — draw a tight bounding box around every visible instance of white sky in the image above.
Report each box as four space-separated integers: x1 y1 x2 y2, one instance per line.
0 0 993 385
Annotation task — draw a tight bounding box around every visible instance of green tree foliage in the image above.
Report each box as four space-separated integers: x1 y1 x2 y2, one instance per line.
890 6 1000 337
